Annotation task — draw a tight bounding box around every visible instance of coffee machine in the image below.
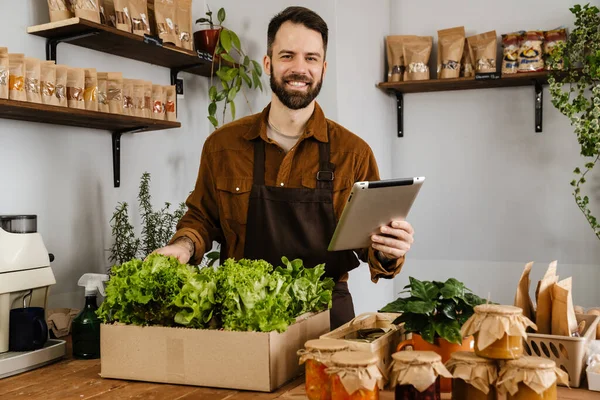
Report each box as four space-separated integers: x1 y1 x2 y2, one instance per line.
0 215 66 378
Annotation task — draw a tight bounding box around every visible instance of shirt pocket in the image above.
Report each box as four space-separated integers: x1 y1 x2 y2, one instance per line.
216 177 253 225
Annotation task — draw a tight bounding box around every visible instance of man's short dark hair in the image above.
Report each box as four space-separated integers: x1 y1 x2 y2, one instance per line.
267 6 328 58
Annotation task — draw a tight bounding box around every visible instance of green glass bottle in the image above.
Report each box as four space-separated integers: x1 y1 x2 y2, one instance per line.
72 295 101 359
72 273 108 359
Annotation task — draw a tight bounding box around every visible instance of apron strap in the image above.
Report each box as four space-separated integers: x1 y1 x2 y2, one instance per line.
253 139 265 185
317 141 334 189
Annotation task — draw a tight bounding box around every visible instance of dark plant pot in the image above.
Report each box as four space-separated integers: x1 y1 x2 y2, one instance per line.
194 28 221 56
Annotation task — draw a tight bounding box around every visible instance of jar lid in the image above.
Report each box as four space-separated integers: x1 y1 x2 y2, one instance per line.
304 339 349 352
449 351 495 364
505 356 556 370
331 351 378 367
392 350 441 365
474 304 523 316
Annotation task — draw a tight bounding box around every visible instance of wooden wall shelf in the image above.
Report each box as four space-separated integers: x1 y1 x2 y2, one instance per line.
0 99 180 187
378 71 553 137
27 17 214 78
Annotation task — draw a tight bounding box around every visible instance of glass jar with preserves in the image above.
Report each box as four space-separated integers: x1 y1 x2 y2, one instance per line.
445 351 498 400
389 350 452 400
497 356 569 400
298 339 350 400
327 351 383 400
461 304 537 360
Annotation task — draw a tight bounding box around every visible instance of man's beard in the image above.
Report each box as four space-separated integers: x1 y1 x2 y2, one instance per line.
270 65 323 110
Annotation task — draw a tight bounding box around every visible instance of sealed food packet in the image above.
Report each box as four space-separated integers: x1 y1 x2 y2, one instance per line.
143 81 152 118
514 261 535 323
501 31 522 75
151 84 164 120
25 58 42 104
544 28 567 70
536 260 558 334
130 0 151 37
41 61 57 106
0 47 8 100
114 0 132 32
467 31 497 73
403 36 433 81
165 85 176 121
84 68 98 111
97 72 109 112
122 78 134 115
47 0 74 22
176 0 193 50
437 26 465 79
518 30 545 72
107 72 123 114
9 54 26 102
551 277 578 337
67 67 85 109
386 35 415 82
133 80 145 117
72 0 101 24
101 0 116 26
152 0 179 46
55 64 68 107
460 38 474 77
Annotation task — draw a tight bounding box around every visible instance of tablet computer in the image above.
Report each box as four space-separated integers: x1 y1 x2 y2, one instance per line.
327 177 425 251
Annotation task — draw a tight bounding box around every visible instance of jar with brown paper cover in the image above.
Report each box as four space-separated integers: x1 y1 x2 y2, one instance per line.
389 350 452 400
445 351 497 400
461 304 537 360
327 351 383 400
297 339 349 400
497 356 569 400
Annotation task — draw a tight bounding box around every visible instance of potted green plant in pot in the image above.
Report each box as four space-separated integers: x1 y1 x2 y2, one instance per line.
548 4 600 240
380 277 488 393
194 5 222 56
194 6 264 129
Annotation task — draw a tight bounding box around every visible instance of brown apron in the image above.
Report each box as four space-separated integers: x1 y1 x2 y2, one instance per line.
243 138 359 329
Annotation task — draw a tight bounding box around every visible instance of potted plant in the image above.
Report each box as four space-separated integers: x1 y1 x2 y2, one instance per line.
379 277 488 392
194 5 222 57
195 6 264 128
548 4 600 240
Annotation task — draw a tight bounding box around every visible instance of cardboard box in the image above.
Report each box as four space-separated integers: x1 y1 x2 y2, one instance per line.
319 312 404 377
100 310 330 392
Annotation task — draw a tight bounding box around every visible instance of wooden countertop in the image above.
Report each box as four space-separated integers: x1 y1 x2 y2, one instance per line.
1 338 598 399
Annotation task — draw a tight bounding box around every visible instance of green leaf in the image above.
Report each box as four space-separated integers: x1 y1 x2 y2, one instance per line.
252 60 263 76
409 277 439 301
196 18 210 24
235 76 242 91
208 102 217 116
240 69 252 87
243 56 250 67
208 115 218 127
433 319 463 344
215 90 227 102
215 69 229 81
226 68 239 82
217 8 226 24
380 298 407 313
230 30 241 51
227 87 238 102
229 100 236 120
221 53 236 64
209 86 217 102
571 180 577 186
403 300 436 315
440 301 457 320
252 70 263 91
220 29 232 53
440 278 465 301
420 324 436 344
574 167 581 174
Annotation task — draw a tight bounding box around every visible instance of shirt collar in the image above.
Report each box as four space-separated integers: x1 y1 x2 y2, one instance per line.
243 102 329 143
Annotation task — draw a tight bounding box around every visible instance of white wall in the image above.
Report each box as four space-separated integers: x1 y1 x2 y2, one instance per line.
389 0 600 308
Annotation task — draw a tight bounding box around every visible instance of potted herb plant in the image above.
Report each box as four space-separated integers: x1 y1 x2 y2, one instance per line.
548 4 600 240
380 277 488 392
195 6 264 128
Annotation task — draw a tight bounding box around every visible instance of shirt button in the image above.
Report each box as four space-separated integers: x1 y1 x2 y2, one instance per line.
280 183 284 187
236 187 240 191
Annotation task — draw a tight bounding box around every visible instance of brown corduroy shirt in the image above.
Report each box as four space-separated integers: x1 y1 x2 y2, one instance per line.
170 102 405 283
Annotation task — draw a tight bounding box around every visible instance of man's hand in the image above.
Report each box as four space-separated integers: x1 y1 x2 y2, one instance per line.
371 220 414 261
152 237 194 264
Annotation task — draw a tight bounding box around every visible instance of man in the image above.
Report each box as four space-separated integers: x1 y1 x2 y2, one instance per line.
155 6 414 329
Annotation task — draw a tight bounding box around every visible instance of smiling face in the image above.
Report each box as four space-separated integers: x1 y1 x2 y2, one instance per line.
264 21 327 110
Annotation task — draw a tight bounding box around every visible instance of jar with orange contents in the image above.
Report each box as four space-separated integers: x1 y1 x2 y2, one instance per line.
461 304 537 360
445 351 498 400
389 350 452 400
298 339 349 400
327 351 383 400
497 356 569 400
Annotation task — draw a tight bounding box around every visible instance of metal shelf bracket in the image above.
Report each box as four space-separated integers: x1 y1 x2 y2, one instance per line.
535 81 543 133
45 30 100 62
112 127 148 188
395 92 403 138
